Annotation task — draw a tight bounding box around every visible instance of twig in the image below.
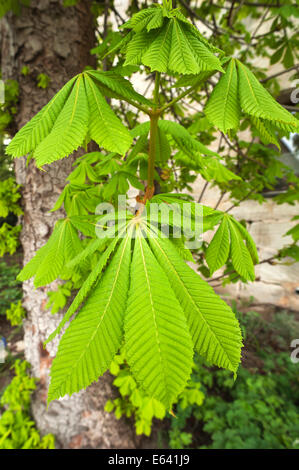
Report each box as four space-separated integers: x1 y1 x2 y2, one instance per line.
198 181 209 203
214 191 226 210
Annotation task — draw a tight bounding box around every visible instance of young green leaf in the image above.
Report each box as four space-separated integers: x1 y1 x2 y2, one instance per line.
125 228 193 409
123 6 224 75
148 229 242 375
33 75 89 167
6 76 77 158
227 217 255 281
231 218 259 265
84 73 133 155
86 70 153 107
45 233 124 346
7 71 137 164
250 117 280 150
205 59 241 133
236 60 298 131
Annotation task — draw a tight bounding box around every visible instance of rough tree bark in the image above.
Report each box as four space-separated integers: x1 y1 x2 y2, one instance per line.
0 0 137 449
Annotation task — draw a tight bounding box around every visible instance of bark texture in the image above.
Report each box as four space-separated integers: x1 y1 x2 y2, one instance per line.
0 0 137 449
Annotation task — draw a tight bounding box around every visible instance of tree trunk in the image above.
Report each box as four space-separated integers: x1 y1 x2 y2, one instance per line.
0 0 137 449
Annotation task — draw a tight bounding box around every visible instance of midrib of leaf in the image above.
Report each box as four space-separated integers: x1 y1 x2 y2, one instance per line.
70 75 82 125
37 75 78 126
50 219 68 257
238 61 294 127
173 19 189 71
237 61 259 108
146 18 172 70
148 228 236 369
137 229 167 395
160 19 172 51
85 74 106 122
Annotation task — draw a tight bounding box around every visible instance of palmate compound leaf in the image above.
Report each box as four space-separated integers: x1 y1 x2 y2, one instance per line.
124 226 193 409
48 232 132 403
123 5 224 75
206 214 258 281
46 214 244 405
6 70 152 164
147 225 243 375
205 214 258 279
17 218 82 288
6 75 78 158
205 58 299 134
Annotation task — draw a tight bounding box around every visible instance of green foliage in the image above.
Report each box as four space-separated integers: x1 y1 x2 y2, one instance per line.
48 231 133 403
0 0 30 18
0 360 55 449
104 306 299 449
0 178 22 258
0 178 22 219
147 226 242 375
0 261 22 313
21 66 30 76
0 223 21 257
165 307 299 450
6 71 152 165
46 281 73 315
285 217 299 243
192 352 299 449
37 73 50 89
63 0 78 6
17 218 82 287
105 352 204 437
125 227 193 409
0 79 19 134
5 300 25 326
206 214 258 280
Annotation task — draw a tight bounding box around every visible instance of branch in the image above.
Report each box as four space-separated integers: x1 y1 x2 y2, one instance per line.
225 186 258 213
123 97 151 116
159 82 199 114
260 64 299 83
178 0 249 43
209 256 276 286
283 105 299 112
